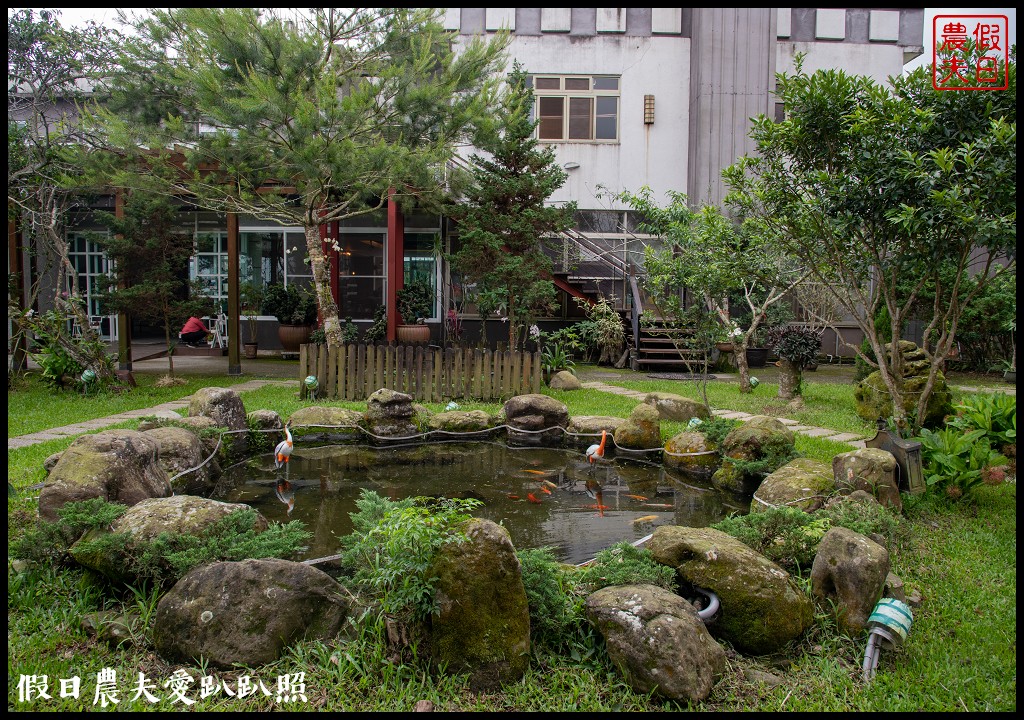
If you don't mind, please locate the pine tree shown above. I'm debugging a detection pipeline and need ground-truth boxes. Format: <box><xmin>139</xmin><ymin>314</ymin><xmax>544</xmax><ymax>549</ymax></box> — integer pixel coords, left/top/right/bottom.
<box><xmin>449</xmin><ymin>61</ymin><xmax>577</xmax><ymax>348</ymax></box>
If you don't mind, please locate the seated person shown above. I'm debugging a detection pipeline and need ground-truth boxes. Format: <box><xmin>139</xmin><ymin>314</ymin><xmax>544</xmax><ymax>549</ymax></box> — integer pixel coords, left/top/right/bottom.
<box><xmin>179</xmin><ymin>316</ymin><xmax>210</xmax><ymax>346</ymax></box>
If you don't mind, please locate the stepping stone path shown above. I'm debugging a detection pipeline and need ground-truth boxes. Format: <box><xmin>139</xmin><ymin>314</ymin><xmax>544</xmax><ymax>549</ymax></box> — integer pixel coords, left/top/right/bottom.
<box><xmin>7</xmin><ymin>380</ymin><xmax>294</xmax><ymax>451</ymax></box>
<box><xmin>580</xmin><ymin>381</ymin><xmax>867</xmax><ymax>448</ymax></box>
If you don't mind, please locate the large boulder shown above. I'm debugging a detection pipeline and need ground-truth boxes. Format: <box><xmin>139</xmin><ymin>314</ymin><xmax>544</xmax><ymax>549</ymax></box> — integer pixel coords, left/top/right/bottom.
<box><xmin>614</xmin><ymin>403</ymin><xmax>662</xmax><ymax>450</ymax></box>
<box><xmin>811</xmin><ymin>527</ymin><xmax>891</xmax><ymax>634</ymax></box>
<box><xmin>499</xmin><ymin>394</ymin><xmax>569</xmax><ymax>447</ymax></box>
<box><xmin>833</xmin><ymin>448</ymin><xmax>902</xmax><ymax>511</ymax></box>
<box><xmin>247</xmin><ymin>409</ymin><xmax>285</xmax><ymax>449</ymax></box>
<box><xmin>154</xmin><ymin>558</ymin><xmax>349</xmax><ymax>669</ymax></box>
<box><xmin>288</xmin><ymin>405</ymin><xmax>364</xmax><ymax>443</ymax></box>
<box><xmin>548</xmin><ymin>370</ymin><xmax>582</xmax><ymax>390</ymax></box>
<box><xmin>751</xmin><ymin>458</ymin><xmax>834</xmax><ymax>514</ymax></box>
<box><xmin>364</xmin><ymin>388</ymin><xmax>419</xmax><ymax>440</ymax></box>
<box><xmin>712</xmin><ymin>416</ymin><xmax>795</xmax><ymax>496</ymax></box>
<box><xmin>142</xmin><ymin>426</ymin><xmax>217</xmax><ymax>496</ymax></box>
<box><xmin>188</xmin><ymin>387</ymin><xmax>248</xmax><ymax>457</ymax></box>
<box><xmin>643</xmin><ymin>392</ymin><xmax>711</xmax><ymax>423</ymax></box>
<box><xmin>585</xmin><ymin>584</ymin><xmax>726</xmax><ymax>703</ymax></box>
<box><xmin>854</xmin><ymin>341</ymin><xmax>953</xmax><ymax>427</ymax></box>
<box><xmin>427</xmin><ymin>410</ymin><xmax>495</xmax><ymax>434</ymax></box>
<box><xmin>429</xmin><ymin>519</ymin><xmax>531</xmax><ymax>690</ymax></box>
<box><xmin>39</xmin><ymin>430</ymin><xmax>171</xmax><ymax>523</ymax></box>
<box><xmin>664</xmin><ymin>431</ymin><xmax>719</xmax><ymax>478</ymax></box>
<box><xmin>70</xmin><ymin>495</ymin><xmax>267</xmax><ymax>584</ymax></box>
<box><xmin>647</xmin><ymin>526</ymin><xmax>813</xmax><ymax>655</ymax></box>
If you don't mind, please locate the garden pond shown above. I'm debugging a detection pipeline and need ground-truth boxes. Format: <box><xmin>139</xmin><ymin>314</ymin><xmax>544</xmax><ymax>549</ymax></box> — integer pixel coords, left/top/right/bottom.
<box><xmin>215</xmin><ymin>441</ymin><xmax>749</xmax><ymax>565</ymax></box>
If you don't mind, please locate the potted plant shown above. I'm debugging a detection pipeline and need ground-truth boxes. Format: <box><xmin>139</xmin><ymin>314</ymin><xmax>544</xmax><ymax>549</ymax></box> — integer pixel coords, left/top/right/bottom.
<box><xmin>396</xmin><ymin>280</ymin><xmax>434</xmax><ymax>344</ymax></box>
<box><xmin>262</xmin><ymin>283</ymin><xmax>319</xmax><ymax>353</ymax></box>
<box><xmin>240</xmin><ymin>281</ymin><xmax>265</xmax><ymax>359</ymax></box>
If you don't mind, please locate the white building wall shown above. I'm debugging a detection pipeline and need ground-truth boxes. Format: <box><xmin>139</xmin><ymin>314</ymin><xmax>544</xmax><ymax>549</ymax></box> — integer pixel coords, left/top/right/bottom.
<box><xmin>455</xmin><ymin>33</ymin><xmax>691</xmax><ymax>212</ymax></box>
<box><xmin>776</xmin><ymin>41</ymin><xmax>908</xmax><ymax>85</ymax></box>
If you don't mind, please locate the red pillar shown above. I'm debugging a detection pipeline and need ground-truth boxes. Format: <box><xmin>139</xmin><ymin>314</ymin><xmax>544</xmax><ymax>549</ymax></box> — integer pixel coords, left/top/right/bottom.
<box><xmin>386</xmin><ymin>189</ymin><xmax>404</xmax><ymax>342</ymax></box>
<box><xmin>226</xmin><ymin>212</ymin><xmax>241</xmax><ymax>375</ymax></box>
<box><xmin>115</xmin><ymin>189</ymin><xmax>132</xmax><ymax>370</ymax></box>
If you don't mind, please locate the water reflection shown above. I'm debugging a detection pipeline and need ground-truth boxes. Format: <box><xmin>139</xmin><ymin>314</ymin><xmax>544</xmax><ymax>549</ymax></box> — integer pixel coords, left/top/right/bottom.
<box><xmin>216</xmin><ymin>441</ymin><xmax>747</xmax><ymax>565</ymax></box>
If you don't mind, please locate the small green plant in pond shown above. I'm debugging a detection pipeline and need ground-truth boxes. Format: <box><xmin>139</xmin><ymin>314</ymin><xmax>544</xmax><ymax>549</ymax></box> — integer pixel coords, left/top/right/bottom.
<box><xmin>338</xmin><ymin>490</ymin><xmax>482</xmax><ymax>622</ymax></box>
<box><xmin>573</xmin><ymin>541</ymin><xmax>677</xmax><ymax>594</ymax></box>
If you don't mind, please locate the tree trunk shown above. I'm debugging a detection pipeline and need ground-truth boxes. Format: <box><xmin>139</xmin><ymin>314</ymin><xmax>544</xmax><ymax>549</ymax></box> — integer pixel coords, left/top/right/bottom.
<box><xmin>777</xmin><ymin>358</ymin><xmax>801</xmax><ymax>400</ymax></box>
<box><xmin>304</xmin><ymin>224</ymin><xmax>342</xmax><ymax>346</ymax></box>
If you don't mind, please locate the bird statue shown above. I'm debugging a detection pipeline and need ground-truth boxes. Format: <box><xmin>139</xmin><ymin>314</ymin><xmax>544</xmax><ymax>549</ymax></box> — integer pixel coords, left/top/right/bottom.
<box><xmin>586</xmin><ymin>430</ymin><xmax>608</xmax><ymax>464</ymax></box>
<box><xmin>274</xmin><ymin>421</ymin><xmax>294</xmax><ymax>469</ymax></box>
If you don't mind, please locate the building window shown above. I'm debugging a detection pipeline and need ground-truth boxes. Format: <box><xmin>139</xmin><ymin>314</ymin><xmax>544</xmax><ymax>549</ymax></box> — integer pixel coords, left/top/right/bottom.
<box><xmin>337</xmin><ymin>233</ymin><xmax>385</xmax><ymax>321</ymax></box>
<box><xmin>67</xmin><ymin>232</ymin><xmax>113</xmax><ymax>318</ymax></box>
<box><xmin>531</xmin><ymin>75</ymin><xmax>620</xmax><ymax>143</ymax></box>
<box><xmin>404</xmin><ymin>233</ymin><xmax>439</xmax><ymax>320</ymax></box>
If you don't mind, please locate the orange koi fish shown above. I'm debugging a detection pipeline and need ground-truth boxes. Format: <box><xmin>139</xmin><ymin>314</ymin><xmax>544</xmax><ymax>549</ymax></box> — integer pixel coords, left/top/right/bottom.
<box><xmin>643</xmin><ymin>503</ymin><xmax>673</xmax><ymax>508</ymax></box>
<box><xmin>538</xmin><ymin>486</ymin><xmax>552</xmax><ymax>495</ymax></box>
<box><xmin>586</xmin><ymin>503</ymin><xmax>610</xmax><ymax>511</ymax></box>
<box><xmin>633</xmin><ymin>515</ymin><xmax>658</xmax><ymax>524</ymax></box>
<box><xmin>541</xmin><ymin>480</ymin><xmax>558</xmax><ymax>488</ymax></box>
<box><xmin>527</xmin><ymin>493</ymin><xmax>543</xmax><ymax>504</ymax></box>
<box><xmin>506</xmin><ymin>494</ymin><xmax>520</xmax><ymax>500</ymax></box>
<box><xmin>523</xmin><ymin>469</ymin><xmax>552</xmax><ymax>476</ymax></box>
<box><xmin>625</xmin><ymin>494</ymin><xmax>648</xmax><ymax>501</ymax></box>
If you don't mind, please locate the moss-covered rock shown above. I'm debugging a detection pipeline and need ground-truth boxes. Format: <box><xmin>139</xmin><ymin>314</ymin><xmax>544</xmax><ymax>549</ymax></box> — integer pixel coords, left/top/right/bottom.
<box><xmin>854</xmin><ymin>341</ymin><xmax>953</xmax><ymax>427</ymax></box>
<box><xmin>751</xmin><ymin>458</ymin><xmax>834</xmax><ymax>514</ymax></box>
<box><xmin>643</xmin><ymin>392</ymin><xmax>710</xmax><ymax>422</ymax></box>
<box><xmin>614</xmin><ymin>403</ymin><xmax>662</xmax><ymax>450</ymax></box>
<box><xmin>647</xmin><ymin>525</ymin><xmax>813</xmax><ymax>655</ymax></box>
<box><xmin>142</xmin><ymin>426</ymin><xmax>217</xmax><ymax>496</ymax></box>
<box><xmin>499</xmin><ymin>394</ymin><xmax>569</xmax><ymax>447</ymax></box>
<box><xmin>711</xmin><ymin>416</ymin><xmax>796</xmax><ymax>496</ymax></box>
<box><xmin>427</xmin><ymin>410</ymin><xmax>495</xmax><ymax>434</ymax></box>
<box><xmin>288</xmin><ymin>406</ymin><xmax>364</xmax><ymax>443</ymax></box>
<box><xmin>429</xmin><ymin>518</ymin><xmax>530</xmax><ymax>690</ymax></box>
<box><xmin>664</xmin><ymin>431</ymin><xmax>719</xmax><ymax>478</ymax></box>
<box><xmin>833</xmin><ymin>448</ymin><xmax>902</xmax><ymax>511</ymax></box>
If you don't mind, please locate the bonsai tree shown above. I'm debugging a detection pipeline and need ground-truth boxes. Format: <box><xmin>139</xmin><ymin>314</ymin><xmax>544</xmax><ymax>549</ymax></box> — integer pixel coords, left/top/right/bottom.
<box><xmin>239</xmin><ymin>281</ymin><xmax>265</xmax><ymax>344</ymax></box>
<box><xmin>262</xmin><ymin>284</ymin><xmax>318</xmax><ymax>326</ymax></box>
<box><xmin>766</xmin><ymin>325</ymin><xmax>823</xmax><ymax>402</ymax></box>
<box><xmin>397</xmin><ymin>280</ymin><xmax>434</xmax><ymax>325</ymax></box>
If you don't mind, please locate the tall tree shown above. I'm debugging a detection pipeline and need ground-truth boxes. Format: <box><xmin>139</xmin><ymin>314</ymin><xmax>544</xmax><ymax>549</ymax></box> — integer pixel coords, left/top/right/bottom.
<box><xmin>8</xmin><ymin>9</ymin><xmax>121</xmax><ymax>376</ymax></box>
<box><xmin>725</xmin><ymin>48</ymin><xmax>1015</xmax><ymax>430</ymax></box>
<box><xmin>619</xmin><ymin>190</ymin><xmax>806</xmax><ymax>393</ymax></box>
<box><xmin>89</xmin><ymin>8</ymin><xmax>508</xmax><ymax>345</ymax></box>
<box><xmin>447</xmin><ymin>61</ymin><xmax>577</xmax><ymax>348</ymax></box>
<box><xmin>93</xmin><ymin>188</ymin><xmax>213</xmax><ymax>378</ymax></box>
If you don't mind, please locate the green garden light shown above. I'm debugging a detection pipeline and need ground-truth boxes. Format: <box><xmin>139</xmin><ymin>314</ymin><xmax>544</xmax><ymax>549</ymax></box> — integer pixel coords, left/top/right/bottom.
<box><xmin>81</xmin><ymin>369</ymin><xmax>97</xmax><ymax>395</ymax></box>
<box><xmin>304</xmin><ymin>375</ymin><xmax>319</xmax><ymax>401</ymax></box>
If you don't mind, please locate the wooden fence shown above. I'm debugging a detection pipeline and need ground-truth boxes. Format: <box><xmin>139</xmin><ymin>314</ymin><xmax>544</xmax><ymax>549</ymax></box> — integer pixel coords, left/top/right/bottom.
<box><xmin>298</xmin><ymin>344</ymin><xmax>542</xmax><ymax>402</ymax></box>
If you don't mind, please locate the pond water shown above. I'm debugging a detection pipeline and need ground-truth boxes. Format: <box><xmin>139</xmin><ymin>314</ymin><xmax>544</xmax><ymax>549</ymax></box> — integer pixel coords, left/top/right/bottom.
<box><xmin>215</xmin><ymin>442</ymin><xmax>749</xmax><ymax>565</ymax></box>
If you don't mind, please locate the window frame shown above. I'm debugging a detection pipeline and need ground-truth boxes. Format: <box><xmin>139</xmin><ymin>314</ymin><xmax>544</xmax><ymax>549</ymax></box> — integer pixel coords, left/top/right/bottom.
<box><xmin>531</xmin><ymin>74</ymin><xmax>620</xmax><ymax>144</ymax></box>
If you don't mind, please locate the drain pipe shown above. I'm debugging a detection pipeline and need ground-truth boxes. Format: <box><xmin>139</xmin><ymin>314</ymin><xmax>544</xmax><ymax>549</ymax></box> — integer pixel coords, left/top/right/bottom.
<box><xmin>582</xmin><ymin>532</ymin><xmax>721</xmax><ymax>622</ymax></box>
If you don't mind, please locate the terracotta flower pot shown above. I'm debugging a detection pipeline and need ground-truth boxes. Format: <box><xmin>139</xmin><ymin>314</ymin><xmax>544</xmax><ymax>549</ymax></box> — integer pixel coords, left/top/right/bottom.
<box><xmin>243</xmin><ymin>342</ymin><xmax>259</xmax><ymax>359</ymax></box>
<box><xmin>396</xmin><ymin>324</ymin><xmax>431</xmax><ymax>344</ymax></box>
<box><xmin>278</xmin><ymin>323</ymin><xmax>313</xmax><ymax>353</ymax></box>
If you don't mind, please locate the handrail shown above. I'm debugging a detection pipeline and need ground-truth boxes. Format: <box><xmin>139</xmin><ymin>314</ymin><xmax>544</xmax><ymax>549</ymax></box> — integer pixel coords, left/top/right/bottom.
<box><xmin>628</xmin><ymin>272</ymin><xmax>643</xmax><ymax>356</ymax></box>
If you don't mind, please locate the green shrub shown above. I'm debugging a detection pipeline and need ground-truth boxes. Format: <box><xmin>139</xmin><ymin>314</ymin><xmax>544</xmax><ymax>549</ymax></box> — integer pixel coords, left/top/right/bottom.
<box><xmin>948</xmin><ymin>392</ymin><xmax>1016</xmax><ymax>447</ymax></box>
<box><xmin>363</xmin><ymin>306</ymin><xmax>388</xmax><ymax>344</ymax></box>
<box><xmin>713</xmin><ymin>506</ymin><xmax>830</xmax><ymax>574</ymax></box>
<box><xmin>337</xmin><ymin>490</ymin><xmax>481</xmax><ymax>621</ymax></box>
<box><xmin>517</xmin><ymin>547</ymin><xmax>584</xmax><ymax>649</ymax></box>
<box><xmin>10</xmin><ymin>498</ymin><xmax>128</xmax><ymax>564</ymax></box>
<box><xmin>914</xmin><ymin>427</ymin><xmax>1009</xmax><ymax>501</ymax></box>
<box><xmin>816</xmin><ymin>495</ymin><xmax>908</xmax><ymax>553</ymax></box>
<box><xmin>574</xmin><ymin>541</ymin><xmax>677</xmax><ymax>594</ymax></box>
<box><xmin>700</xmin><ymin>417</ymin><xmax>740</xmax><ymax>448</ymax></box>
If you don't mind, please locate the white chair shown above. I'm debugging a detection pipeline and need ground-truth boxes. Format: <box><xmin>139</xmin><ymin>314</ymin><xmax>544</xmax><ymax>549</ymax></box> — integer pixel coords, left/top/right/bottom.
<box><xmin>209</xmin><ymin>313</ymin><xmax>228</xmax><ymax>349</ymax></box>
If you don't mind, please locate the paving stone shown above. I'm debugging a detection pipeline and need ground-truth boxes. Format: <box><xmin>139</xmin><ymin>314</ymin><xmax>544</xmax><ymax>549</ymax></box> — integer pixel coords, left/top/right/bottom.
<box><xmin>821</xmin><ymin>432</ymin><xmax>865</xmax><ymax>443</ymax></box>
<box><xmin>798</xmin><ymin>427</ymin><xmax>838</xmax><ymax>437</ymax></box>
<box><xmin>787</xmin><ymin>425</ymin><xmax>814</xmax><ymax>432</ymax></box>
<box><xmin>776</xmin><ymin>418</ymin><xmax>799</xmax><ymax>425</ymax></box>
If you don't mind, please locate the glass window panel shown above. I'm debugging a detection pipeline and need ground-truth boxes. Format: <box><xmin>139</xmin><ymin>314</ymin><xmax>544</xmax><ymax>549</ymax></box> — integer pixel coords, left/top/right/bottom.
<box><xmin>197</xmin><ymin>255</ymin><xmax>216</xmax><ymax>275</ymax></box>
<box><xmin>338</xmin><ymin>276</ymin><xmax>385</xmax><ymax>320</ymax></box>
<box><xmin>535</xmin><ymin>77</ymin><xmax>560</xmax><ymax>90</ymax></box>
<box><xmin>195</xmin><ymin>234</ymin><xmax>215</xmax><ymax>253</ymax></box>
<box><xmin>596</xmin><ymin>96</ymin><xmax>618</xmax><ymax>139</ymax></box>
<box><xmin>538</xmin><ymin>96</ymin><xmax>564</xmax><ymax>140</ymax></box>
<box><xmin>565</xmin><ymin>77</ymin><xmax>589</xmax><ymax>90</ymax></box>
<box><xmin>285</xmin><ymin>231</ymin><xmax>310</xmax><ymax>279</ymax></box>
<box><xmin>568</xmin><ymin>97</ymin><xmax>593</xmax><ymax>139</ymax></box>
<box><xmin>593</xmin><ymin>76</ymin><xmax>619</xmax><ymax>90</ymax></box>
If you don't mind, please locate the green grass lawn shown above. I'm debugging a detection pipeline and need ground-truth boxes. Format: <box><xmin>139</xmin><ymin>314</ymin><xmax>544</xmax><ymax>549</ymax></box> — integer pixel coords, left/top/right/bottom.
<box><xmin>7</xmin><ymin>367</ymin><xmax>1016</xmax><ymax>711</ymax></box>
